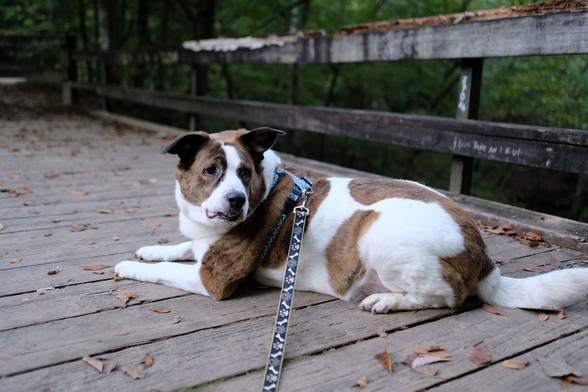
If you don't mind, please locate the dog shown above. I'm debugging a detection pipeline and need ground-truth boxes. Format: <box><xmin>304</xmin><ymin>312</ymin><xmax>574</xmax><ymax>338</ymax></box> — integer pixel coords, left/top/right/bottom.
<box><xmin>115</xmin><ymin>127</ymin><xmax>588</xmax><ymax>313</ymax></box>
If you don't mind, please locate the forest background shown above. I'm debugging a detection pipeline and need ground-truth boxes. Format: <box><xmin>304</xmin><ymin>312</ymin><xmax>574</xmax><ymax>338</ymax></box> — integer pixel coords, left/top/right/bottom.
<box><xmin>1</xmin><ymin>0</ymin><xmax>587</xmax><ymax>221</ymax></box>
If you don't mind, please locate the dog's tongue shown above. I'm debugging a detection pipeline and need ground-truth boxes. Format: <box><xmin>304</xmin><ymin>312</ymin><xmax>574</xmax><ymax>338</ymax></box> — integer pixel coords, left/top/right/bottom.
<box><xmin>206</xmin><ymin>210</ymin><xmax>219</xmax><ymax>219</ymax></box>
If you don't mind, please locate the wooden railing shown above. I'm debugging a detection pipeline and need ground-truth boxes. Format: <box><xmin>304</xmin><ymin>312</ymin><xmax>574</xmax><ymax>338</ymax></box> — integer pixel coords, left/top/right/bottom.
<box><xmin>60</xmin><ymin>6</ymin><xmax>588</xmax><ymax>197</ymax></box>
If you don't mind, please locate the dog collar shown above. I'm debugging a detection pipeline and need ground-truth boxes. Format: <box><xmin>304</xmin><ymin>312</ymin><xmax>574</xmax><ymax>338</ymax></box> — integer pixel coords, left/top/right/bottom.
<box><xmin>251</xmin><ymin>167</ymin><xmax>313</xmax><ymax>276</ymax></box>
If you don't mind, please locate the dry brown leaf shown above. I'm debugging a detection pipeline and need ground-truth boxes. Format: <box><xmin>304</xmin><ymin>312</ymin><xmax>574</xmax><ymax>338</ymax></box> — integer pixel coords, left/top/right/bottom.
<box><xmin>565</xmin><ymin>376</ymin><xmax>588</xmax><ymax>386</ymax></box>
<box><xmin>36</xmin><ymin>287</ymin><xmax>55</xmax><ymax>295</ymax></box>
<box><xmin>96</xmin><ymin>208</ymin><xmax>114</xmax><ymax>214</ymax></box>
<box><xmin>82</xmin><ymin>355</ymin><xmax>117</xmax><ymax>373</ymax></box>
<box><xmin>47</xmin><ymin>267</ymin><xmax>60</xmax><ymax>275</ymax></box>
<box><xmin>158</xmin><ymin>237</ymin><xmax>170</xmax><ymax>244</ymax></box>
<box><xmin>502</xmin><ymin>359</ymin><xmax>529</xmax><ymax>370</ymax></box>
<box><xmin>122</xmin><ymin>366</ymin><xmax>145</xmax><ymax>380</ymax></box>
<box><xmin>142</xmin><ymin>354</ymin><xmax>154</xmax><ymax>368</ymax></box>
<box><xmin>83</xmin><ymin>264</ymin><xmax>109</xmax><ymax>271</ymax></box>
<box><xmin>374</xmin><ymin>349</ymin><xmax>393</xmax><ymax>373</ymax></box>
<box><xmin>23</xmin><ymin>199</ymin><xmax>35</xmax><ymax>206</ymax></box>
<box><xmin>93</xmin><ymin>271</ymin><xmax>105</xmax><ymax>275</ymax></box>
<box><xmin>10</xmin><ymin>257</ymin><xmax>23</xmax><ymax>264</ymax></box>
<box><xmin>116</xmin><ymin>290</ymin><xmax>134</xmax><ymax>307</ymax></box>
<box><xmin>72</xmin><ymin>190</ymin><xmax>89</xmax><ymax>196</ymax></box>
<box><xmin>410</xmin><ymin>367</ymin><xmax>439</xmax><ymax>377</ymax></box>
<box><xmin>537</xmin><ymin>313</ymin><xmax>549</xmax><ymax>321</ymax></box>
<box><xmin>20</xmin><ymin>297</ymin><xmax>33</xmax><ymax>303</ymax></box>
<box><xmin>150</xmin><ymin>307</ymin><xmax>171</xmax><ymax>314</ymax></box>
<box><xmin>112</xmin><ymin>235</ymin><xmax>120</xmax><ymax>241</ymax></box>
<box><xmin>469</xmin><ymin>344</ymin><xmax>491</xmax><ymax>367</ymax></box>
<box><xmin>355</xmin><ymin>375</ymin><xmax>368</xmax><ymax>388</ymax></box>
<box><xmin>412</xmin><ymin>346</ymin><xmax>450</xmax><ymax>358</ymax></box>
<box><xmin>482</xmin><ymin>303</ymin><xmax>509</xmax><ymax>317</ymax></box>
<box><xmin>376</xmin><ymin>327</ymin><xmax>388</xmax><ymax>338</ymax></box>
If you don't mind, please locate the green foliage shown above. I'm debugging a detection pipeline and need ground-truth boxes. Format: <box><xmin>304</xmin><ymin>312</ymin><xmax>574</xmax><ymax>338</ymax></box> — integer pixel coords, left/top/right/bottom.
<box><xmin>1</xmin><ymin>0</ymin><xmax>586</xmax><ymax>220</ymax></box>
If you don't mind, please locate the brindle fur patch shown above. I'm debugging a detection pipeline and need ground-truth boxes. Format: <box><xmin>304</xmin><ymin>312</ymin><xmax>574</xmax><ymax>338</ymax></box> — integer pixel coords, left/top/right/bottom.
<box><xmin>326</xmin><ymin>210</ymin><xmax>380</xmax><ymax>296</ymax></box>
<box><xmin>349</xmin><ymin>179</ymin><xmax>495</xmax><ymax>306</ymax></box>
<box><xmin>200</xmin><ymin>169</ymin><xmax>329</xmax><ymax>300</ymax></box>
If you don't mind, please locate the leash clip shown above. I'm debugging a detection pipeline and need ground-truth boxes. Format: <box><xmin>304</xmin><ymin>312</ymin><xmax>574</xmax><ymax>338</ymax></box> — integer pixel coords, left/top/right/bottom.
<box><xmin>294</xmin><ymin>188</ymin><xmax>313</xmax><ymax>216</ymax></box>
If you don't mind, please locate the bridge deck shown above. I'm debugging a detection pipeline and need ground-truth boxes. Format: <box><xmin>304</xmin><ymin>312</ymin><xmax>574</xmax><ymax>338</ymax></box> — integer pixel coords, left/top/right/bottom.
<box><xmin>1</xmin><ymin>110</ymin><xmax>587</xmax><ymax>391</ymax></box>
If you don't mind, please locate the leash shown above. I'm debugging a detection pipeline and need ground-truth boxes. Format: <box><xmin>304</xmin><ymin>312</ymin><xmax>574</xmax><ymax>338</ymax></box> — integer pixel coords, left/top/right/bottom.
<box><xmin>260</xmin><ymin>168</ymin><xmax>313</xmax><ymax>392</ymax></box>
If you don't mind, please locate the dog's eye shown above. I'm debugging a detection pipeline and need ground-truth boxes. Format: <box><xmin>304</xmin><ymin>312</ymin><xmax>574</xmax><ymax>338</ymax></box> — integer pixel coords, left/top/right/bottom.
<box><xmin>203</xmin><ymin>166</ymin><xmax>217</xmax><ymax>176</ymax></box>
<box><xmin>239</xmin><ymin>168</ymin><xmax>252</xmax><ymax>180</ymax></box>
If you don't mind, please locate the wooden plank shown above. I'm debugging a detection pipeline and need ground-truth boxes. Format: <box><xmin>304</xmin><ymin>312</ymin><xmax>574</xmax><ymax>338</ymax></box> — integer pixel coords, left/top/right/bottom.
<box><xmin>299</xmin><ymin>11</ymin><xmax>588</xmax><ymax>63</ymax></box>
<box><xmin>89</xmin><ymin>85</ymin><xmax>588</xmax><ymax>174</ymax></box>
<box><xmin>200</xmin><ymin>302</ymin><xmax>588</xmax><ymax>391</ymax></box>
<box><xmin>74</xmin><ymin>11</ymin><xmax>588</xmax><ymax>65</ymax></box>
<box><xmin>430</xmin><ymin>330</ymin><xmax>588</xmax><ymax>391</ymax></box>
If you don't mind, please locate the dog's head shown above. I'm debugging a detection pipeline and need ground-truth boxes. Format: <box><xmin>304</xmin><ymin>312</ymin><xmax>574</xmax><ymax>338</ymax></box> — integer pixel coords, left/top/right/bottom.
<box><xmin>161</xmin><ymin>127</ymin><xmax>284</xmax><ymax>228</ymax></box>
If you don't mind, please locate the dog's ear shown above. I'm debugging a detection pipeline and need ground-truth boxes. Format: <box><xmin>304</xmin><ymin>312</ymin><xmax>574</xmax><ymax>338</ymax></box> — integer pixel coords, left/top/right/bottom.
<box><xmin>240</xmin><ymin>127</ymin><xmax>286</xmax><ymax>161</ymax></box>
<box><xmin>160</xmin><ymin>132</ymin><xmax>209</xmax><ymax>170</ymax></box>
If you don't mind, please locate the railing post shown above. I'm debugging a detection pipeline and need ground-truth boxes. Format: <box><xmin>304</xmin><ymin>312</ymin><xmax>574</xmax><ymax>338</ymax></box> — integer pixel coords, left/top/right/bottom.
<box><xmin>62</xmin><ymin>34</ymin><xmax>77</xmax><ymax>105</ymax></box>
<box><xmin>189</xmin><ymin>65</ymin><xmax>198</xmax><ymax>131</ymax></box>
<box><xmin>450</xmin><ymin>57</ymin><xmax>483</xmax><ymax>194</ymax></box>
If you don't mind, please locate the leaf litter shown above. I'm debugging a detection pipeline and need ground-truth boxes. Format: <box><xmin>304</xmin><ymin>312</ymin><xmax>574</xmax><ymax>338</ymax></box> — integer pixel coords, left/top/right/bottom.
<box><xmin>82</xmin><ymin>355</ymin><xmax>117</xmax><ymax>374</ymax></box>
<box><xmin>469</xmin><ymin>343</ymin><xmax>491</xmax><ymax>367</ymax></box>
<box><xmin>374</xmin><ymin>349</ymin><xmax>393</xmax><ymax>373</ymax></box>
<box><xmin>403</xmin><ymin>346</ymin><xmax>451</xmax><ymax>369</ymax></box>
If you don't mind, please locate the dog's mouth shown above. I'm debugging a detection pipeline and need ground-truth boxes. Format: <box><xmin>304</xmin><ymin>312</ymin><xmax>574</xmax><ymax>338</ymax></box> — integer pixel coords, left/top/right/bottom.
<box><xmin>206</xmin><ymin>209</ymin><xmax>242</xmax><ymax>223</ymax></box>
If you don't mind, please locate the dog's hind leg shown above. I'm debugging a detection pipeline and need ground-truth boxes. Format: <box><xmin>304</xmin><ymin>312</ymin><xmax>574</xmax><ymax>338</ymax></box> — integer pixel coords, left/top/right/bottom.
<box><xmin>359</xmin><ymin>292</ymin><xmax>449</xmax><ymax>314</ymax></box>
<box><xmin>135</xmin><ymin>241</ymin><xmax>194</xmax><ymax>262</ymax></box>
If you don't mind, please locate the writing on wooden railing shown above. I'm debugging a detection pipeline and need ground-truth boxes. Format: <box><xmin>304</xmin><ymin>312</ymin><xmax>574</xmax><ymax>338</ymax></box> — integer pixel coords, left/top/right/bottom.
<box><xmin>452</xmin><ymin>136</ymin><xmax>522</xmax><ymax>158</ymax></box>
<box><xmin>457</xmin><ymin>74</ymin><xmax>469</xmax><ymax>113</ymax></box>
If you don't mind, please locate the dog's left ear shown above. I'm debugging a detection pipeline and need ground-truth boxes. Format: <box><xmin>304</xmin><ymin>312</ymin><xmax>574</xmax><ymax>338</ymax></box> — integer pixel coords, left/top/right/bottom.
<box><xmin>160</xmin><ymin>132</ymin><xmax>210</xmax><ymax>170</ymax></box>
<box><xmin>240</xmin><ymin>127</ymin><xmax>286</xmax><ymax>161</ymax></box>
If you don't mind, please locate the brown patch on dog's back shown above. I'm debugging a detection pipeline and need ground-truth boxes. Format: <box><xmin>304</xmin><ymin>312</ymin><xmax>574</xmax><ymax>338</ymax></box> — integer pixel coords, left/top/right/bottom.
<box><xmin>349</xmin><ymin>178</ymin><xmax>495</xmax><ymax>306</ymax></box>
<box><xmin>326</xmin><ymin>210</ymin><xmax>379</xmax><ymax>296</ymax></box>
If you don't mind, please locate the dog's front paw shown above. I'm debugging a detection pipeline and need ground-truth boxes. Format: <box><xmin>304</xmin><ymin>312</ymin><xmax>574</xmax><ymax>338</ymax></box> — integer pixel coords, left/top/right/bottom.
<box><xmin>135</xmin><ymin>245</ymin><xmax>167</xmax><ymax>261</ymax></box>
<box><xmin>114</xmin><ymin>260</ymin><xmax>142</xmax><ymax>280</ymax></box>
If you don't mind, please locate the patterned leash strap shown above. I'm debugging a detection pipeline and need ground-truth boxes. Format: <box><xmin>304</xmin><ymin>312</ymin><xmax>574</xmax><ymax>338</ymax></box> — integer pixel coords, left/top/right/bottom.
<box><xmin>262</xmin><ymin>189</ymin><xmax>312</xmax><ymax>392</ymax></box>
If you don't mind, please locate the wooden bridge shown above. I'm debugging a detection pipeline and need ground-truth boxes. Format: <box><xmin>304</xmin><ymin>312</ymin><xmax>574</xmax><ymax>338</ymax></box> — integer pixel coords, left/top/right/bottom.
<box><xmin>1</xmin><ymin>2</ymin><xmax>588</xmax><ymax>391</ymax></box>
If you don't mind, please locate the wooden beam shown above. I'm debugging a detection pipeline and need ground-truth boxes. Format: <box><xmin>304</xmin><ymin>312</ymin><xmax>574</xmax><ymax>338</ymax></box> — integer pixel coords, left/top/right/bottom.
<box><xmin>89</xmin><ymin>85</ymin><xmax>588</xmax><ymax>175</ymax></box>
<box><xmin>72</xmin><ymin>11</ymin><xmax>588</xmax><ymax>66</ymax></box>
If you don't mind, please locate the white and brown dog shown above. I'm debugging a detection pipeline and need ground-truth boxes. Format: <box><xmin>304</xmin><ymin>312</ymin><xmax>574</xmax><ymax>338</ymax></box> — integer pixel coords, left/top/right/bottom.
<box><xmin>115</xmin><ymin>127</ymin><xmax>588</xmax><ymax>313</ymax></box>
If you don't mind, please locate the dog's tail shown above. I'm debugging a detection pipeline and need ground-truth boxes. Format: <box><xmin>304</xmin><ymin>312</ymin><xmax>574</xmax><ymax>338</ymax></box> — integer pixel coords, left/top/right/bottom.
<box><xmin>475</xmin><ymin>267</ymin><xmax>588</xmax><ymax>308</ymax></box>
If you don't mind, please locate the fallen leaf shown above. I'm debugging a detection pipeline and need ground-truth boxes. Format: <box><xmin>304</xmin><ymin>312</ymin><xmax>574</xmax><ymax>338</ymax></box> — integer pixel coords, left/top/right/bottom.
<box><xmin>23</xmin><ymin>199</ymin><xmax>34</xmax><ymax>206</ymax></box>
<box><xmin>112</xmin><ymin>235</ymin><xmax>120</xmax><ymax>241</ymax></box>
<box><xmin>72</xmin><ymin>190</ymin><xmax>89</xmax><ymax>196</ymax></box>
<box><xmin>10</xmin><ymin>257</ymin><xmax>23</xmax><ymax>264</ymax></box>
<box><xmin>71</xmin><ymin>223</ymin><xmax>96</xmax><ymax>232</ymax></box>
<box><xmin>36</xmin><ymin>287</ymin><xmax>55</xmax><ymax>295</ymax></box>
<box><xmin>83</xmin><ymin>264</ymin><xmax>109</xmax><ymax>271</ymax></box>
<box><xmin>482</xmin><ymin>304</ymin><xmax>509</xmax><ymax>317</ymax></box>
<box><xmin>93</xmin><ymin>271</ymin><xmax>105</xmax><ymax>275</ymax></box>
<box><xmin>469</xmin><ymin>344</ymin><xmax>491</xmax><ymax>367</ymax></box>
<box><xmin>20</xmin><ymin>297</ymin><xmax>33</xmax><ymax>303</ymax></box>
<box><xmin>150</xmin><ymin>307</ymin><xmax>171</xmax><ymax>314</ymax></box>
<box><xmin>96</xmin><ymin>208</ymin><xmax>113</xmax><ymax>214</ymax></box>
<box><xmin>410</xmin><ymin>367</ymin><xmax>438</xmax><ymax>377</ymax></box>
<box><xmin>403</xmin><ymin>353</ymin><xmax>451</xmax><ymax>368</ymax></box>
<box><xmin>0</xmin><ymin>223</ymin><xmax>4</xmax><ymax>231</ymax></box>
<box><xmin>355</xmin><ymin>375</ymin><xmax>368</xmax><ymax>388</ymax></box>
<box><xmin>82</xmin><ymin>355</ymin><xmax>117</xmax><ymax>374</ymax></box>
<box><xmin>116</xmin><ymin>290</ymin><xmax>134</xmax><ymax>306</ymax></box>
<box><xmin>537</xmin><ymin>313</ymin><xmax>549</xmax><ymax>321</ymax></box>
<box><xmin>122</xmin><ymin>366</ymin><xmax>145</xmax><ymax>380</ymax></box>
<box><xmin>502</xmin><ymin>359</ymin><xmax>529</xmax><ymax>370</ymax></box>
<box><xmin>142</xmin><ymin>354</ymin><xmax>154</xmax><ymax>368</ymax></box>
<box><xmin>412</xmin><ymin>346</ymin><xmax>450</xmax><ymax>358</ymax></box>
<box><xmin>158</xmin><ymin>237</ymin><xmax>170</xmax><ymax>244</ymax></box>
<box><xmin>565</xmin><ymin>376</ymin><xmax>588</xmax><ymax>386</ymax></box>
<box><xmin>47</xmin><ymin>267</ymin><xmax>60</xmax><ymax>275</ymax></box>
<box><xmin>376</xmin><ymin>327</ymin><xmax>388</xmax><ymax>338</ymax></box>
<box><xmin>374</xmin><ymin>349</ymin><xmax>393</xmax><ymax>373</ymax></box>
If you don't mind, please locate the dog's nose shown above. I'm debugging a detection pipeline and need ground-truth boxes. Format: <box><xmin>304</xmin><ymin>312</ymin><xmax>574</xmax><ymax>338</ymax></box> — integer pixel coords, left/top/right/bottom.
<box><xmin>226</xmin><ymin>192</ymin><xmax>246</xmax><ymax>209</ymax></box>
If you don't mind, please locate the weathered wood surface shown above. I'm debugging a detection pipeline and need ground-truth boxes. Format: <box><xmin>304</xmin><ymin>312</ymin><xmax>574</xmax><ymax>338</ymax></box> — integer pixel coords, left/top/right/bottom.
<box><xmin>72</xmin><ymin>8</ymin><xmax>588</xmax><ymax>65</ymax></box>
<box><xmin>1</xmin><ymin>114</ymin><xmax>587</xmax><ymax>391</ymax></box>
<box><xmin>82</xmin><ymin>85</ymin><xmax>588</xmax><ymax>176</ymax></box>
